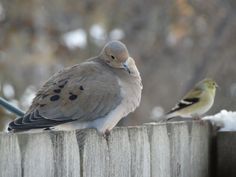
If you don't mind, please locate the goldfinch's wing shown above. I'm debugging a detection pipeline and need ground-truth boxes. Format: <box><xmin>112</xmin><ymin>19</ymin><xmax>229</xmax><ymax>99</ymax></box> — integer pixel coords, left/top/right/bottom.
<box><xmin>167</xmin><ymin>87</ymin><xmax>202</xmax><ymax>114</ymax></box>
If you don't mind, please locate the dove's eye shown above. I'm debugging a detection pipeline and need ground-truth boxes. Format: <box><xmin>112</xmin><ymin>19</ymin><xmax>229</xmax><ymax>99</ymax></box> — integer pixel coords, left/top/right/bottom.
<box><xmin>111</xmin><ymin>55</ymin><xmax>115</xmax><ymax>60</ymax></box>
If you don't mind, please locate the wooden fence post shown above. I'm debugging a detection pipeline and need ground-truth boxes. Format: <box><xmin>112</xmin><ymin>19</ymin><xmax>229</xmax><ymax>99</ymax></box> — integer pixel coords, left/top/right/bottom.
<box><xmin>147</xmin><ymin>121</ymin><xmax>212</xmax><ymax>177</ymax></box>
<box><xmin>0</xmin><ymin>121</ymin><xmax>213</xmax><ymax>177</ymax></box>
<box><xmin>216</xmin><ymin>132</ymin><xmax>236</xmax><ymax>177</ymax></box>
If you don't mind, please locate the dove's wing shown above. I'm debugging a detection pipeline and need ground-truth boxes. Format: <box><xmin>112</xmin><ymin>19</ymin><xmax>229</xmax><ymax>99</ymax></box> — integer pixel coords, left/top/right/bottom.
<box><xmin>9</xmin><ymin>61</ymin><xmax>122</xmax><ymax>130</ymax></box>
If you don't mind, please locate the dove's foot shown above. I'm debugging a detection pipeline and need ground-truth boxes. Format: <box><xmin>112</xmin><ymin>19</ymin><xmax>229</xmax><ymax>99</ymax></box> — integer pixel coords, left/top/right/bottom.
<box><xmin>103</xmin><ymin>129</ymin><xmax>110</xmax><ymax>141</ymax></box>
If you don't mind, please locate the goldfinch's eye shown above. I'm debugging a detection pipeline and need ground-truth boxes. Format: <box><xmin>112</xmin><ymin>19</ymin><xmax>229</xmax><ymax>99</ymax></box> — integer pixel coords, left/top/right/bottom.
<box><xmin>111</xmin><ymin>55</ymin><xmax>115</xmax><ymax>59</ymax></box>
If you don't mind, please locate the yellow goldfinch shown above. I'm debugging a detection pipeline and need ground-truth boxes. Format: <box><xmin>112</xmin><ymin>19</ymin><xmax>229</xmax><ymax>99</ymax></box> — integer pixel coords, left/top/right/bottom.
<box><xmin>166</xmin><ymin>78</ymin><xmax>218</xmax><ymax>120</ymax></box>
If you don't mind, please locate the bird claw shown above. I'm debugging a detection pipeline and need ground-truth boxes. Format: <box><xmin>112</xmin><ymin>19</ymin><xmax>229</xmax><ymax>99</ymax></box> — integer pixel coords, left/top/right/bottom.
<box><xmin>193</xmin><ymin>115</ymin><xmax>201</xmax><ymax>120</ymax></box>
<box><xmin>103</xmin><ymin>129</ymin><xmax>110</xmax><ymax>141</ymax></box>
<box><xmin>192</xmin><ymin>115</ymin><xmax>205</xmax><ymax>125</ymax></box>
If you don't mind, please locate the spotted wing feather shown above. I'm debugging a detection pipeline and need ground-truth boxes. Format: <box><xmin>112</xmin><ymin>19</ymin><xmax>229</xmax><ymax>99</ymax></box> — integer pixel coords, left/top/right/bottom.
<box><xmin>9</xmin><ymin>60</ymin><xmax>122</xmax><ymax>130</ymax></box>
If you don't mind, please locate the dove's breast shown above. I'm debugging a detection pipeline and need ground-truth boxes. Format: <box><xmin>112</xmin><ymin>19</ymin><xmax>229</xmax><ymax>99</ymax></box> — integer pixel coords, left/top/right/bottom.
<box><xmin>97</xmin><ymin>76</ymin><xmax>141</xmax><ymax>131</ymax></box>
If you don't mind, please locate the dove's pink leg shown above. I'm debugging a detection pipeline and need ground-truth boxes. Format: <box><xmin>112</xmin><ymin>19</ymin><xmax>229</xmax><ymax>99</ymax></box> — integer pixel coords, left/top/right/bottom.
<box><xmin>103</xmin><ymin>129</ymin><xmax>110</xmax><ymax>141</ymax></box>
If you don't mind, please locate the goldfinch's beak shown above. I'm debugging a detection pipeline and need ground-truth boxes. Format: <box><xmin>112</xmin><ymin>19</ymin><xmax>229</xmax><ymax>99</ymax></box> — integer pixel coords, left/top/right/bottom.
<box><xmin>123</xmin><ymin>60</ymin><xmax>131</xmax><ymax>74</ymax></box>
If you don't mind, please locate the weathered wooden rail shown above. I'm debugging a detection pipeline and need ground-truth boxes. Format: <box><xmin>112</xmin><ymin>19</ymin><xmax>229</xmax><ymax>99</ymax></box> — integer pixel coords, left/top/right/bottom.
<box><xmin>0</xmin><ymin>121</ymin><xmax>214</xmax><ymax>177</ymax></box>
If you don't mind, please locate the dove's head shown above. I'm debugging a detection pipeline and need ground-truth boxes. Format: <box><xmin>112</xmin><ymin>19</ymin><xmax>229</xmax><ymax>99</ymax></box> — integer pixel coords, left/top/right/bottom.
<box><xmin>101</xmin><ymin>41</ymin><xmax>131</xmax><ymax>73</ymax></box>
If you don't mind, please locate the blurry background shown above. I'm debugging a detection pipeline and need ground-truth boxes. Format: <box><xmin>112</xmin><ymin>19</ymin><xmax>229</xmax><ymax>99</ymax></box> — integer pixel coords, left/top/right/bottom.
<box><xmin>0</xmin><ymin>0</ymin><xmax>236</xmax><ymax>131</ymax></box>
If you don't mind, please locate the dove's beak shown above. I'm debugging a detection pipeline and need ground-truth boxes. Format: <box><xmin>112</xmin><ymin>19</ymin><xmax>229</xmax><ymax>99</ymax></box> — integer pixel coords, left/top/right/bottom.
<box><xmin>123</xmin><ymin>60</ymin><xmax>131</xmax><ymax>74</ymax></box>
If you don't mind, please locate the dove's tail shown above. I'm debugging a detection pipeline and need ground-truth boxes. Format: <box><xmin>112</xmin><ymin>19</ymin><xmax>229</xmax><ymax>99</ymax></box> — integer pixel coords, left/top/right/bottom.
<box><xmin>7</xmin><ymin>117</ymin><xmax>32</xmax><ymax>133</ymax></box>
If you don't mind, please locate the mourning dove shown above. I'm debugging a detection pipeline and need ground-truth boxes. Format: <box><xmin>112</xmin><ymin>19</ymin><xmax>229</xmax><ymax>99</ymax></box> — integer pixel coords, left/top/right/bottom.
<box><xmin>166</xmin><ymin>78</ymin><xmax>217</xmax><ymax>120</ymax></box>
<box><xmin>8</xmin><ymin>41</ymin><xmax>142</xmax><ymax>135</ymax></box>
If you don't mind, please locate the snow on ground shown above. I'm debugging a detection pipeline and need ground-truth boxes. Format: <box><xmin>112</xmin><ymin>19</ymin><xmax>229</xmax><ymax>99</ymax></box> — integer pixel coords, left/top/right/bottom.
<box><xmin>2</xmin><ymin>83</ymin><xmax>15</xmax><ymax>99</ymax></box>
<box><xmin>90</xmin><ymin>24</ymin><xmax>107</xmax><ymax>46</ymax></box>
<box><xmin>62</xmin><ymin>28</ymin><xmax>87</xmax><ymax>49</ymax></box>
<box><xmin>109</xmin><ymin>28</ymin><xmax>125</xmax><ymax>40</ymax></box>
<box><xmin>62</xmin><ymin>25</ymin><xmax>125</xmax><ymax>49</ymax></box>
<box><xmin>203</xmin><ymin>110</ymin><xmax>236</xmax><ymax>131</ymax></box>
<box><xmin>20</xmin><ymin>85</ymin><xmax>36</xmax><ymax>110</ymax></box>
<box><xmin>150</xmin><ymin>106</ymin><xmax>164</xmax><ymax>121</ymax></box>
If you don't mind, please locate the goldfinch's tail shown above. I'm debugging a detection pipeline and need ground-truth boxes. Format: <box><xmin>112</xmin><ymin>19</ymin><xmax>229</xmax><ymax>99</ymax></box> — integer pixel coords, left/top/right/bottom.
<box><xmin>165</xmin><ymin>112</ymin><xmax>178</xmax><ymax>121</ymax></box>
